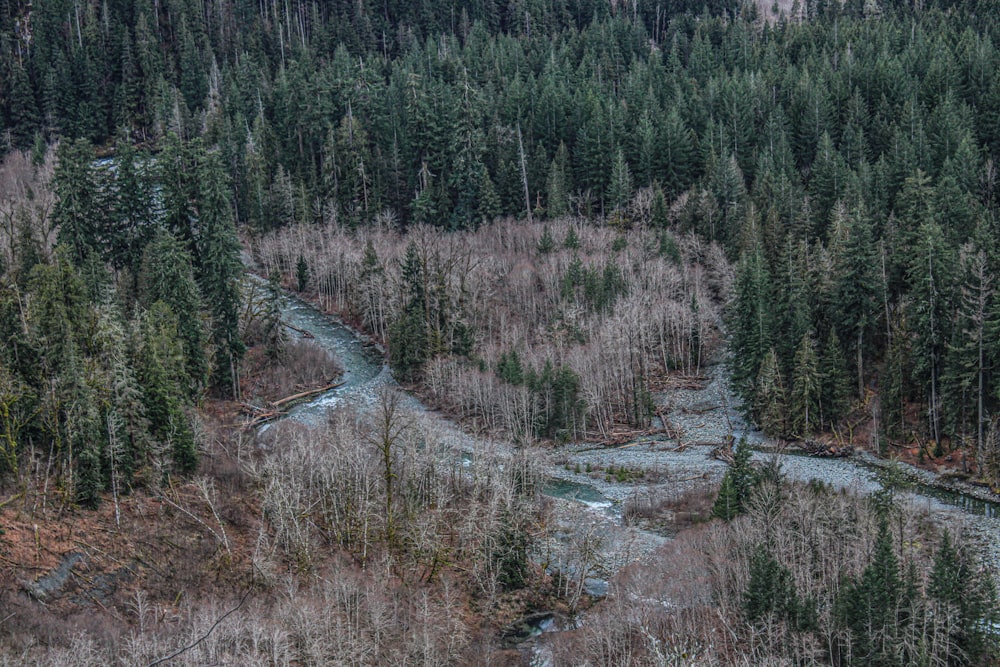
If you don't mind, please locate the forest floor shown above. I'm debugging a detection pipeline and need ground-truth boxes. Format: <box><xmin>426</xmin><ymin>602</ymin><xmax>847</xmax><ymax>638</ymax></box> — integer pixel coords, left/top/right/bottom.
<box><xmin>0</xmin><ymin>411</ymin><xmax>262</xmax><ymax>652</ymax></box>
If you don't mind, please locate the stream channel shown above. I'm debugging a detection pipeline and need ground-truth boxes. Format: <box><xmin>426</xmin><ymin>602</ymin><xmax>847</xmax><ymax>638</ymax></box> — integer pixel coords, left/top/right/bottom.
<box><xmin>255</xmin><ymin>276</ymin><xmax>1000</xmax><ymax>647</ymax></box>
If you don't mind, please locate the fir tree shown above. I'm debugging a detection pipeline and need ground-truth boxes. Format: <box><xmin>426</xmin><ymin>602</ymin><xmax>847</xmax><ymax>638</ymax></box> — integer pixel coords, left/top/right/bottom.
<box><xmin>296</xmin><ymin>254</ymin><xmax>310</xmax><ymax>292</ymax></box>
<box><xmin>790</xmin><ymin>332</ymin><xmax>821</xmax><ymax>436</ymax></box>
<box><xmin>608</xmin><ymin>147</ymin><xmax>633</xmax><ymax>215</ymax></box>
<box><xmin>744</xmin><ymin>544</ymin><xmax>797</xmax><ymax>623</ymax></box>
<box><xmin>138</xmin><ymin>231</ymin><xmax>208</xmax><ymax>396</ymax></box>
<box><xmin>820</xmin><ymin>329</ymin><xmax>851</xmax><ymax>428</ymax></box>
<box><xmin>53</xmin><ymin>139</ymin><xmax>102</xmax><ymax>264</ymax></box>
<box><xmin>838</xmin><ymin>518</ymin><xmax>902</xmax><ymax>666</ymax></box>
<box><xmin>389</xmin><ymin>242</ymin><xmax>429</xmax><ymax>382</ymax></box>
<box><xmin>928</xmin><ymin>530</ymin><xmax>1000</xmax><ymax>663</ymax></box>
<box><xmin>728</xmin><ymin>247</ymin><xmax>773</xmax><ymax>408</ymax></box>
<box><xmin>713</xmin><ymin>437</ymin><xmax>757</xmax><ymax>520</ymax></box>
<box><xmin>755</xmin><ymin>348</ymin><xmax>788</xmax><ymax>437</ymax></box>
<box><xmin>7</xmin><ymin>65</ymin><xmax>40</xmax><ymax>150</ymax></box>
<box><xmin>136</xmin><ymin>302</ymin><xmax>198</xmax><ymax>475</ymax></box>
<box><xmin>907</xmin><ymin>219</ymin><xmax>954</xmax><ymax>450</ymax></box>
<box><xmin>194</xmin><ymin>147</ymin><xmax>245</xmax><ymax>398</ymax></box>
<box><xmin>546</xmin><ymin>142</ymin><xmax>571</xmax><ymax>218</ymax></box>
<box><xmin>563</xmin><ymin>226</ymin><xmax>580</xmax><ymax>250</ymax></box>
<box><xmin>537</xmin><ymin>225</ymin><xmax>555</xmax><ymax>255</ymax></box>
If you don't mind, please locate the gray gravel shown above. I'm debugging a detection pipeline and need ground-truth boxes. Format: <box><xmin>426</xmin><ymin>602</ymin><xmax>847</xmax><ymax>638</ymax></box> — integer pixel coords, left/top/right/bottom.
<box><xmin>543</xmin><ymin>364</ymin><xmax>1000</xmax><ymax>575</ymax></box>
<box><xmin>268</xmin><ymin>282</ymin><xmax>1000</xmax><ymax>582</ymax></box>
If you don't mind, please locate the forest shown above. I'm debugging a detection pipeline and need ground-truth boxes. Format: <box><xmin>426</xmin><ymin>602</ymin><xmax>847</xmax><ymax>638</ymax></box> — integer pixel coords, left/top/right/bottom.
<box><xmin>2</xmin><ymin>0</ymin><xmax>1000</xmax><ymax>664</ymax></box>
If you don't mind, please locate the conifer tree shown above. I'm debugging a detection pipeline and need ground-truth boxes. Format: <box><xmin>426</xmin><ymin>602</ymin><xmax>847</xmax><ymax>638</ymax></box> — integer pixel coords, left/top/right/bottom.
<box><xmin>95</xmin><ymin>302</ymin><xmax>148</xmax><ymax>492</ymax></box>
<box><xmin>838</xmin><ymin>518</ymin><xmax>902</xmax><ymax>666</ymax></box>
<box><xmin>563</xmin><ymin>225</ymin><xmax>580</xmax><ymax>250</ymax></box>
<box><xmin>194</xmin><ymin>147</ymin><xmax>245</xmax><ymax>398</ymax></box>
<box><xmin>790</xmin><ymin>332</ymin><xmax>821</xmax><ymax>436</ymax></box>
<box><xmin>546</xmin><ymin>142</ymin><xmax>572</xmax><ymax>218</ymax></box>
<box><xmin>107</xmin><ymin>138</ymin><xmax>155</xmax><ymax>274</ymax></box>
<box><xmin>389</xmin><ymin>242</ymin><xmax>429</xmax><ymax>382</ymax></box>
<box><xmin>53</xmin><ymin>139</ymin><xmax>102</xmax><ymax>264</ymax></box>
<box><xmin>744</xmin><ymin>544</ymin><xmax>797</xmax><ymax>623</ymax></box>
<box><xmin>755</xmin><ymin>348</ymin><xmax>788</xmax><ymax>437</ymax></box>
<box><xmin>820</xmin><ymin>329</ymin><xmax>852</xmax><ymax>428</ymax></box>
<box><xmin>136</xmin><ymin>302</ymin><xmax>198</xmax><ymax>474</ymax></box>
<box><xmin>829</xmin><ymin>204</ymin><xmax>877</xmax><ymax>397</ymax></box>
<box><xmin>7</xmin><ymin>65</ymin><xmax>40</xmax><ymax>150</ymax></box>
<box><xmin>296</xmin><ymin>254</ymin><xmax>310</xmax><ymax>292</ymax></box>
<box><xmin>908</xmin><ymin>218</ymin><xmax>954</xmax><ymax>450</ymax></box>
<box><xmin>881</xmin><ymin>313</ymin><xmax>910</xmax><ymax>444</ymax></box>
<box><xmin>159</xmin><ymin>133</ymin><xmax>199</xmax><ymax>251</ymax></box>
<box><xmin>537</xmin><ymin>225</ymin><xmax>555</xmax><ymax>254</ymax></box>
<box><xmin>928</xmin><ymin>530</ymin><xmax>999</xmax><ymax>663</ymax></box>
<box><xmin>943</xmin><ymin>238</ymin><xmax>994</xmax><ymax>464</ymax></box>
<box><xmin>712</xmin><ymin>437</ymin><xmax>757</xmax><ymax>520</ymax></box>
<box><xmin>608</xmin><ymin>146</ymin><xmax>633</xmax><ymax>215</ymax></box>
<box><xmin>139</xmin><ymin>231</ymin><xmax>208</xmax><ymax>396</ymax></box>
<box><xmin>728</xmin><ymin>247</ymin><xmax>773</xmax><ymax>408</ymax></box>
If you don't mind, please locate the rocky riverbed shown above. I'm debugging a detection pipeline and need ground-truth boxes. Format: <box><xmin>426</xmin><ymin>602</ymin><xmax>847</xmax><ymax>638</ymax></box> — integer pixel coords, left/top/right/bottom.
<box><xmin>260</xmin><ymin>275</ymin><xmax>1000</xmax><ymax>664</ymax></box>
<box><xmin>541</xmin><ymin>364</ymin><xmax>1000</xmax><ymax>576</ymax></box>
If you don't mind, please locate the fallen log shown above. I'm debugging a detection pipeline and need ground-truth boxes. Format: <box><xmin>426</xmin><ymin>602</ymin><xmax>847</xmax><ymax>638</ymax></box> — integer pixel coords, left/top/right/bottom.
<box><xmin>711</xmin><ymin>445</ymin><xmax>734</xmax><ymax>463</ymax></box>
<box><xmin>246</xmin><ymin>411</ymin><xmax>283</xmax><ymax>427</ymax></box>
<box><xmin>280</xmin><ymin>320</ymin><xmax>315</xmax><ymax>339</ymax></box>
<box><xmin>239</xmin><ymin>402</ymin><xmax>270</xmax><ymax>416</ymax></box>
<box><xmin>682</xmin><ymin>404</ymin><xmax>721</xmax><ymax>415</ymax></box>
<box><xmin>657</xmin><ymin>410</ymin><xmax>679</xmax><ymax>440</ymax></box>
<box><xmin>272</xmin><ymin>381</ymin><xmax>344</xmax><ymax>407</ymax></box>
<box><xmin>662</xmin><ymin>375</ymin><xmax>709</xmax><ymax>389</ymax></box>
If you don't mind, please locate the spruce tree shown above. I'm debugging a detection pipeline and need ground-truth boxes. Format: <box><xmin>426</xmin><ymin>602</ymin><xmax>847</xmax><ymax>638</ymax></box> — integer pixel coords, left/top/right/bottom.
<box><xmin>608</xmin><ymin>147</ymin><xmax>633</xmax><ymax>215</ymax></box>
<box><xmin>108</xmin><ymin>138</ymin><xmax>155</xmax><ymax>274</ymax></box>
<box><xmin>728</xmin><ymin>247</ymin><xmax>773</xmax><ymax>409</ymax></box>
<box><xmin>194</xmin><ymin>147</ymin><xmax>245</xmax><ymax>398</ymax></box>
<box><xmin>53</xmin><ymin>139</ymin><xmax>102</xmax><ymax>264</ymax></box>
<box><xmin>296</xmin><ymin>254</ymin><xmax>310</xmax><ymax>292</ymax></box>
<box><xmin>790</xmin><ymin>332</ymin><xmax>821</xmax><ymax>436</ymax></box>
<box><xmin>712</xmin><ymin>472</ymin><xmax>740</xmax><ymax>521</ymax></box>
<box><xmin>838</xmin><ymin>518</ymin><xmax>902</xmax><ymax>666</ymax></box>
<box><xmin>139</xmin><ymin>231</ymin><xmax>208</xmax><ymax>396</ymax></box>
<box><xmin>820</xmin><ymin>329</ymin><xmax>851</xmax><ymax>428</ymax></box>
<box><xmin>744</xmin><ymin>544</ymin><xmax>797</xmax><ymax>623</ymax></box>
<box><xmin>929</xmin><ymin>530</ymin><xmax>1000</xmax><ymax>663</ymax></box>
<box><xmin>713</xmin><ymin>437</ymin><xmax>757</xmax><ymax>520</ymax></box>
<box><xmin>537</xmin><ymin>225</ymin><xmax>555</xmax><ymax>255</ymax></box>
<box><xmin>7</xmin><ymin>65</ymin><xmax>40</xmax><ymax>150</ymax></box>
<box><xmin>755</xmin><ymin>348</ymin><xmax>788</xmax><ymax>437</ymax></box>
<box><xmin>389</xmin><ymin>242</ymin><xmax>429</xmax><ymax>382</ymax></box>
<box><xmin>136</xmin><ymin>302</ymin><xmax>198</xmax><ymax>475</ymax></box>
<box><xmin>159</xmin><ymin>133</ymin><xmax>199</xmax><ymax>251</ymax></box>
<box><xmin>563</xmin><ymin>225</ymin><xmax>580</xmax><ymax>250</ymax></box>
<box><xmin>546</xmin><ymin>142</ymin><xmax>571</xmax><ymax>218</ymax></box>
<box><xmin>907</xmin><ymin>219</ymin><xmax>954</xmax><ymax>451</ymax></box>
<box><xmin>829</xmin><ymin>204</ymin><xmax>877</xmax><ymax>397</ymax></box>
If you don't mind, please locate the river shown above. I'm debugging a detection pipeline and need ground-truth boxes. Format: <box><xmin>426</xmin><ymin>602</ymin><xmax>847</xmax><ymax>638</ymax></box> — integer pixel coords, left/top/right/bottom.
<box><xmin>256</xmin><ymin>274</ymin><xmax>1000</xmax><ymax>604</ymax></box>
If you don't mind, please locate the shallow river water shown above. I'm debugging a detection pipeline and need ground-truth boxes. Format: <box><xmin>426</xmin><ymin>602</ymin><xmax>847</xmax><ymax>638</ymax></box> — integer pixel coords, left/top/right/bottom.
<box><xmin>257</xmin><ymin>276</ymin><xmax>1000</xmax><ymax>591</ymax></box>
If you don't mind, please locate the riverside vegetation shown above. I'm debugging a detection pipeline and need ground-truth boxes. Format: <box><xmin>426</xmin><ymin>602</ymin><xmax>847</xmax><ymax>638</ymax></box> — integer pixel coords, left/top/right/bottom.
<box><xmin>2</xmin><ymin>0</ymin><xmax>1000</xmax><ymax>664</ymax></box>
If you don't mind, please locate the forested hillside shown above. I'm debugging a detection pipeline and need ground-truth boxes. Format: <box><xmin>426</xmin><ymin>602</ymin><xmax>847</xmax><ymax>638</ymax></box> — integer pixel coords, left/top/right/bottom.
<box><xmin>4</xmin><ymin>0</ymin><xmax>1000</xmax><ymax>664</ymax></box>
<box><xmin>7</xmin><ymin>0</ymin><xmax>1000</xmax><ymax>473</ymax></box>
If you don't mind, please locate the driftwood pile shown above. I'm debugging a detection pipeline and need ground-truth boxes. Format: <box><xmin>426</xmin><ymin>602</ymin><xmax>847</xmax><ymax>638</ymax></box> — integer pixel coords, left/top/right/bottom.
<box><xmin>800</xmin><ymin>439</ymin><xmax>854</xmax><ymax>458</ymax></box>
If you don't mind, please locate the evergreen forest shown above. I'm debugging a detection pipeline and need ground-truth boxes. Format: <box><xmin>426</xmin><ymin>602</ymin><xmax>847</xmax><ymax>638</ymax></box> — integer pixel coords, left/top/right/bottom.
<box><xmin>2</xmin><ymin>0</ymin><xmax>1000</xmax><ymax>664</ymax></box>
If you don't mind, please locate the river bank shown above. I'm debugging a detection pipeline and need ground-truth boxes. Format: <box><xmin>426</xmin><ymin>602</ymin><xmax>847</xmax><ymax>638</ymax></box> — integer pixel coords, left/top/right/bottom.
<box><xmin>258</xmin><ymin>270</ymin><xmax>1000</xmax><ymax>574</ymax></box>
<box><xmin>539</xmin><ymin>363</ymin><xmax>1000</xmax><ymax>576</ymax></box>
<box><xmin>254</xmin><ymin>270</ymin><xmax>1000</xmax><ymax>666</ymax></box>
